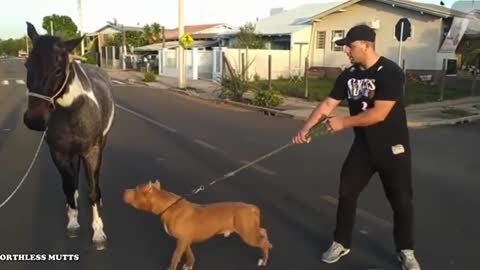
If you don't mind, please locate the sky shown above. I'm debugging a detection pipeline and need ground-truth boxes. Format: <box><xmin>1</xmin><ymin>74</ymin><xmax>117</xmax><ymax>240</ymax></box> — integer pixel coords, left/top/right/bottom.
<box><xmin>0</xmin><ymin>0</ymin><xmax>478</xmax><ymax>39</ymax></box>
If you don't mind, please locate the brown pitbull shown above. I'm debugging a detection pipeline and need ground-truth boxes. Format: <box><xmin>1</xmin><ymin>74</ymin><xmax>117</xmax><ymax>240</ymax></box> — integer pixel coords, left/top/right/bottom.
<box><xmin>123</xmin><ymin>180</ymin><xmax>272</xmax><ymax>270</ymax></box>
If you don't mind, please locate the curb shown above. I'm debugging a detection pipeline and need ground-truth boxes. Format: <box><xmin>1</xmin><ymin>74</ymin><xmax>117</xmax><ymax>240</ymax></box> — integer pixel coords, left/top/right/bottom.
<box><xmin>407</xmin><ymin>114</ymin><xmax>480</xmax><ymax>128</ymax></box>
<box><xmin>158</xmin><ymin>85</ymin><xmax>296</xmax><ymax>119</ymax></box>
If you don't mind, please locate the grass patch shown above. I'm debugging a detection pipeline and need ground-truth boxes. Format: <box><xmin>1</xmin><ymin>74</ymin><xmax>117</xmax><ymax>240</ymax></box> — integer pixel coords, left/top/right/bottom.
<box><xmin>440</xmin><ymin>107</ymin><xmax>477</xmax><ymax>118</ymax></box>
<box><xmin>253</xmin><ymin>78</ymin><xmax>478</xmax><ymax>105</ymax></box>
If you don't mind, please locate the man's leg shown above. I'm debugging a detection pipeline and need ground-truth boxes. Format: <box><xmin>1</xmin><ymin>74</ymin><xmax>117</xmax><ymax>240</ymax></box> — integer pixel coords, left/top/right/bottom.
<box><xmin>378</xmin><ymin>153</ymin><xmax>420</xmax><ymax>270</ymax></box>
<box><xmin>334</xmin><ymin>141</ymin><xmax>376</xmax><ymax>248</ymax></box>
<box><xmin>378</xmin><ymin>153</ymin><xmax>414</xmax><ymax>251</ymax></box>
<box><xmin>322</xmin><ymin>140</ymin><xmax>376</xmax><ymax>264</ymax></box>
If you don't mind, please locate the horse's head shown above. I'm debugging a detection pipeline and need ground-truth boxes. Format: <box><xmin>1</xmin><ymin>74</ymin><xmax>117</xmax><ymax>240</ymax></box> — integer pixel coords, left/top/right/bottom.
<box><xmin>23</xmin><ymin>22</ymin><xmax>84</xmax><ymax>131</ymax></box>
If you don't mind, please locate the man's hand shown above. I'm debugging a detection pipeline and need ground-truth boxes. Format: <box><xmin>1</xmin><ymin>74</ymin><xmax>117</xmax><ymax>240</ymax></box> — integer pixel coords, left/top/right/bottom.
<box><xmin>292</xmin><ymin>128</ymin><xmax>312</xmax><ymax>144</ymax></box>
<box><xmin>326</xmin><ymin>116</ymin><xmax>345</xmax><ymax>133</ymax></box>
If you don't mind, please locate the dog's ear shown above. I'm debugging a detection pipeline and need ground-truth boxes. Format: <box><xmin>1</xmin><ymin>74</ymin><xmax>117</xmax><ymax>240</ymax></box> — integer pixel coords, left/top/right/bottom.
<box><xmin>145</xmin><ymin>182</ymin><xmax>153</xmax><ymax>192</ymax></box>
<box><xmin>153</xmin><ymin>180</ymin><xmax>161</xmax><ymax>190</ymax></box>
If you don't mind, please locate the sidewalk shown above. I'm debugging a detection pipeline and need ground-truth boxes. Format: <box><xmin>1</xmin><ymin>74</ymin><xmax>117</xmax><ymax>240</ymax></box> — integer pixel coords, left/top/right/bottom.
<box><xmin>104</xmin><ymin>68</ymin><xmax>480</xmax><ymax>128</ymax></box>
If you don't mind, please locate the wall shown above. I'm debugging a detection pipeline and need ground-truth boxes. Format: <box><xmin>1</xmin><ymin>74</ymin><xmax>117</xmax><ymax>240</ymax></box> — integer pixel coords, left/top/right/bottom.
<box><xmin>290</xmin><ymin>26</ymin><xmax>313</xmax><ymax>74</ymax></box>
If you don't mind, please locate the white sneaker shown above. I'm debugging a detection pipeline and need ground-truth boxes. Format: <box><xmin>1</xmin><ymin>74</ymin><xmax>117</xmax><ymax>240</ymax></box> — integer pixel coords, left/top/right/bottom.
<box><xmin>398</xmin><ymin>249</ymin><xmax>421</xmax><ymax>270</ymax></box>
<box><xmin>321</xmin><ymin>241</ymin><xmax>350</xmax><ymax>263</ymax></box>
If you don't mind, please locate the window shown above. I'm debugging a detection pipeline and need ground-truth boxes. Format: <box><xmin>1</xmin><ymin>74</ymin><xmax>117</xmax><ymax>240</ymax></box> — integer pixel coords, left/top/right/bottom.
<box><xmin>316</xmin><ymin>31</ymin><xmax>326</xmax><ymax>49</ymax></box>
<box><xmin>331</xmin><ymin>30</ymin><xmax>345</xmax><ymax>51</ymax></box>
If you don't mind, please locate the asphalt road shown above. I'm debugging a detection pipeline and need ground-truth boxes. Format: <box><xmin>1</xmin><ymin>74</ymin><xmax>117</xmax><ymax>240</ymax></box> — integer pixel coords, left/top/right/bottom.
<box><xmin>1</xmin><ymin>58</ymin><xmax>478</xmax><ymax>270</ymax></box>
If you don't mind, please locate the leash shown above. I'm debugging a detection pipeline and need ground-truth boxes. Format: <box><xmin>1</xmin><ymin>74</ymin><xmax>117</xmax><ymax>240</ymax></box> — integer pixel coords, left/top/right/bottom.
<box><xmin>159</xmin><ymin>120</ymin><xmax>331</xmax><ymax>216</ymax></box>
<box><xmin>0</xmin><ymin>130</ymin><xmax>46</xmax><ymax>209</ymax></box>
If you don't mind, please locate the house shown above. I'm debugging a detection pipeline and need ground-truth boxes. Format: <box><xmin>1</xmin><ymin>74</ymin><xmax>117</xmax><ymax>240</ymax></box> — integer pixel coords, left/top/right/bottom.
<box><xmin>307</xmin><ymin>0</ymin><xmax>470</xmax><ymax>81</ymax></box>
<box><xmin>254</xmin><ymin>2</ymin><xmax>345</xmax><ymax>50</ymax></box>
<box><xmin>252</xmin><ymin>0</ymin><xmax>472</xmax><ymax>82</ymax></box>
<box><xmin>86</xmin><ymin>24</ymin><xmax>144</xmax><ymax>49</ymax></box>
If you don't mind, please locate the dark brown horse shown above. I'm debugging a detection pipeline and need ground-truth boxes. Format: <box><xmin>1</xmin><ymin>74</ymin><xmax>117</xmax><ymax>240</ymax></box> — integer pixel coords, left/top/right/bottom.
<box><xmin>23</xmin><ymin>22</ymin><xmax>115</xmax><ymax>250</ymax></box>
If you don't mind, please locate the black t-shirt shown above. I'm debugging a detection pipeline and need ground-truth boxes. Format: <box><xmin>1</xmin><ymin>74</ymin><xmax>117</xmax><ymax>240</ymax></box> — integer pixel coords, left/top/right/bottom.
<box><xmin>329</xmin><ymin>56</ymin><xmax>410</xmax><ymax>159</ymax></box>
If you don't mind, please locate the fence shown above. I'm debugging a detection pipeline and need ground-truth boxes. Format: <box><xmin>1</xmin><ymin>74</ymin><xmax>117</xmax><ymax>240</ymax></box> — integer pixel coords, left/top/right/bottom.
<box><xmin>221</xmin><ymin>48</ymin><xmax>293</xmax><ymax>80</ymax></box>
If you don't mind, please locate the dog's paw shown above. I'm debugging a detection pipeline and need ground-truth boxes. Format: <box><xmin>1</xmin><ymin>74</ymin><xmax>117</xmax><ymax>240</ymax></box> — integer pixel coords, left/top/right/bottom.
<box><xmin>257</xmin><ymin>259</ymin><xmax>265</xmax><ymax>266</ymax></box>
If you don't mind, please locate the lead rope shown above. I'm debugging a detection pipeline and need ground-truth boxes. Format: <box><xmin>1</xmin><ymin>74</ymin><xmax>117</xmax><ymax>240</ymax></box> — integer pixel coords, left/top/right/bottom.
<box><xmin>0</xmin><ymin>130</ymin><xmax>46</xmax><ymax>209</ymax></box>
<box><xmin>159</xmin><ymin>120</ymin><xmax>331</xmax><ymax>216</ymax></box>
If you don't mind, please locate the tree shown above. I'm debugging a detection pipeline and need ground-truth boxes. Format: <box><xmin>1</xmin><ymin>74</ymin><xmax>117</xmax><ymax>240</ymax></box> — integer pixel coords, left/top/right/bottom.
<box><xmin>106</xmin><ymin>31</ymin><xmax>146</xmax><ymax>48</ymax></box>
<box><xmin>151</xmin><ymin>23</ymin><xmax>162</xmax><ymax>43</ymax></box>
<box><xmin>143</xmin><ymin>24</ymin><xmax>153</xmax><ymax>44</ymax></box>
<box><xmin>459</xmin><ymin>39</ymin><xmax>480</xmax><ymax>68</ymax></box>
<box><xmin>233</xmin><ymin>22</ymin><xmax>266</xmax><ymax>49</ymax></box>
<box><xmin>141</xmin><ymin>23</ymin><xmax>164</xmax><ymax>45</ymax></box>
<box><xmin>0</xmin><ymin>37</ymin><xmax>27</xmax><ymax>56</ymax></box>
<box><xmin>42</xmin><ymin>14</ymin><xmax>79</xmax><ymax>40</ymax></box>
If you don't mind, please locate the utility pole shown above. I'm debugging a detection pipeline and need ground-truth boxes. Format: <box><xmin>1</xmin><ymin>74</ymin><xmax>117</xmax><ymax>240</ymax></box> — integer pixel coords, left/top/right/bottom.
<box><xmin>78</xmin><ymin>0</ymin><xmax>84</xmax><ymax>56</ymax></box>
<box><xmin>162</xmin><ymin>25</ymin><xmax>166</xmax><ymax>49</ymax></box>
<box><xmin>50</xmin><ymin>20</ymin><xmax>54</xmax><ymax>35</ymax></box>
<box><xmin>178</xmin><ymin>0</ymin><xmax>186</xmax><ymax>89</ymax></box>
<box><xmin>25</xmin><ymin>35</ymin><xmax>29</xmax><ymax>55</ymax></box>
<box><xmin>122</xmin><ymin>24</ymin><xmax>126</xmax><ymax>70</ymax></box>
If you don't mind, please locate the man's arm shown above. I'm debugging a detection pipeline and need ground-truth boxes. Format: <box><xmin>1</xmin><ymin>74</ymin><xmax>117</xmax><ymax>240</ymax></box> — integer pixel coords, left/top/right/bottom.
<box><xmin>302</xmin><ymin>97</ymin><xmax>342</xmax><ymax>131</ymax></box>
<box><xmin>342</xmin><ymin>100</ymin><xmax>395</xmax><ymax>128</ymax></box>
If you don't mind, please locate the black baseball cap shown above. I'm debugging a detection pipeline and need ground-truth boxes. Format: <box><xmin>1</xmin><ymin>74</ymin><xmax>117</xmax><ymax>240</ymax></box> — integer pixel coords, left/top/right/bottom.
<box><xmin>335</xmin><ymin>24</ymin><xmax>376</xmax><ymax>46</ymax></box>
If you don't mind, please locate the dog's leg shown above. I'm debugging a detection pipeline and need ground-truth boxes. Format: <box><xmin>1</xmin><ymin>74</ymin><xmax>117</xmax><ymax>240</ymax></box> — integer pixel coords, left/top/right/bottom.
<box><xmin>168</xmin><ymin>239</ymin><xmax>189</xmax><ymax>270</ymax></box>
<box><xmin>182</xmin><ymin>245</ymin><xmax>195</xmax><ymax>270</ymax></box>
<box><xmin>257</xmin><ymin>228</ymin><xmax>272</xmax><ymax>266</ymax></box>
<box><xmin>236</xmin><ymin>208</ymin><xmax>272</xmax><ymax>267</ymax></box>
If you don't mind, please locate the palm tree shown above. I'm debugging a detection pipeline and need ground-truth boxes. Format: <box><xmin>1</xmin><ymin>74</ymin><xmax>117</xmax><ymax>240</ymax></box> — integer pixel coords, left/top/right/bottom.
<box><xmin>143</xmin><ymin>24</ymin><xmax>153</xmax><ymax>44</ymax></box>
<box><xmin>151</xmin><ymin>23</ymin><xmax>162</xmax><ymax>43</ymax></box>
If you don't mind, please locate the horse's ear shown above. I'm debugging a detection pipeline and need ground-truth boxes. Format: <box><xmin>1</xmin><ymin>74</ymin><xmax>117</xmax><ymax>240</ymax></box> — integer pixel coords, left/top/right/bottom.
<box><xmin>26</xmin><ymin>21</ymin><xmax>39</xmax><ymax>42</ymax></box>
<box><xmin>60</xmin><ymin>35</ymin><xmax>85</xmax><ymax>53</ymax></box>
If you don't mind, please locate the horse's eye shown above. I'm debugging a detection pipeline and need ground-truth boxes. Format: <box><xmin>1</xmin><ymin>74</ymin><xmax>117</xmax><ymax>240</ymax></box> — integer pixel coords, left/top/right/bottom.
<box><xmin>55</xmin><ymin>69</ymin><xmax>63</xmax><ymax>77</ymax></box>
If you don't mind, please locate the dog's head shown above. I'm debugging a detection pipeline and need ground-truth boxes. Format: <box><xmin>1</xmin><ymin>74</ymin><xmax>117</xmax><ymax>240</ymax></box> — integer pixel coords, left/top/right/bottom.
<box><xmin>123</xmin><ymin>180</ymin><xmax>161</xmax><ymax>212</ymax></box>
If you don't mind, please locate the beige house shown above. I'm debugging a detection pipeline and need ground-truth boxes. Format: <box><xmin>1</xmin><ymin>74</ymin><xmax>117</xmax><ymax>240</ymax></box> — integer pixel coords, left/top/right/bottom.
<box><xmin>308</xmin><ymin>0</ymin><xmax>469</xmax><ymax>80</ymax></box>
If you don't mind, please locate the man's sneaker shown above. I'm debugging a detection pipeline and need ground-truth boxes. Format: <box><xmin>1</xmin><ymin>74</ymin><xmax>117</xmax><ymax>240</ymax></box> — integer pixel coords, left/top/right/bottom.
<box><xmin>321</xmin><ymin>241</ymin><xmax>350</xmax><ymax>263</ymax></box>
<box><xmin>398</xmin><ymin>249</ymin><xmax>421</xmax><ymax>270</ymax></box>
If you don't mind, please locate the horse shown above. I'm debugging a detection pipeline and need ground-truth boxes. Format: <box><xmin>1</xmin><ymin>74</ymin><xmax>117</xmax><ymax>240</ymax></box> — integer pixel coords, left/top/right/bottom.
<box><xmin>23</xmin><ymin>22</ymin><xmax>115</xmax><ymax>250</ymax></box>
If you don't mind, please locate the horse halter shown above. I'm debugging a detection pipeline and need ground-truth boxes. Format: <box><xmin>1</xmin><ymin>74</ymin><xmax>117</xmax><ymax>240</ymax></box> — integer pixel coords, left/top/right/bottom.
<box><xmin>26</xmin><ymin>58</ymin><xmax>73</xmax><ymax>109</ymax></box>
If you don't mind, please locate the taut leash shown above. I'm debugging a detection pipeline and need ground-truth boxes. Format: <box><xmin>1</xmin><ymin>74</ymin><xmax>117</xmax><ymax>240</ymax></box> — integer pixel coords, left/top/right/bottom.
<box><xmin>158</xmin><ymin>120</ymin><xmax>331</xmax><ymax>216</ymax></box>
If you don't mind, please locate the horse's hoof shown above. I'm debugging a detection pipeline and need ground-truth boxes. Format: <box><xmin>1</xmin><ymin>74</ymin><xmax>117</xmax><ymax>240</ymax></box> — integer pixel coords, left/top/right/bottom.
<box><xmin>93</xmin><ymin>239</ymin><xmax>107</xmax><ymax>251</ymax></box>
<box><xmin>66</xmin><ymin>227</ymin><xmax>80</xmax><ymax>238</ymax></box>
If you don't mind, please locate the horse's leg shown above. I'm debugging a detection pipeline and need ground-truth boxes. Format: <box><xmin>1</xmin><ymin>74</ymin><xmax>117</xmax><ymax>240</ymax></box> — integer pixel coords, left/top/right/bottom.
<box><xmin>50</xmin><ymin>150</ymin><xmax>81</xmax><ymax>238</ymax></box>
<box><xmin>81</xmin><ymin>142</ymin><xmax>107</xmax><ymax>250</ymax></box>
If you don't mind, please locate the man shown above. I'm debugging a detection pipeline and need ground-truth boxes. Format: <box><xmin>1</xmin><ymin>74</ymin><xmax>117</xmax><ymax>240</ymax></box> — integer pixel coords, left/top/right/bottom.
<box><xmin>292</xmin><ymin>24</ymin><xmax>420</xmax><ymax>270</ymax></box>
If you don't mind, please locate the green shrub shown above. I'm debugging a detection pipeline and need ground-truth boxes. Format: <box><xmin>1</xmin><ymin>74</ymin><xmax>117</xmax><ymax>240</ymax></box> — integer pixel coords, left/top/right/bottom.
<box><xmin>253</xmin><ymin>88</ymin><xmax>284</xmax><ymax>107</ymax></box>
<box><xmin>144</xmin><ymin>72</ymin><xmax>156</xmax><ymax>82</ymax></box>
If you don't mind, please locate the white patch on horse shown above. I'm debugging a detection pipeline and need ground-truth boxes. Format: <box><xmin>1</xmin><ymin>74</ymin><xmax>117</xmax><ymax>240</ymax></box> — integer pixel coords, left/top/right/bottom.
<box><xmin>92</xmin><ymin>204</ymin><xmax>107</xmax><ymax>243</ymax></box>
<box><xmin>67</xmin><ymin>206</ymin><xmax>80</xmax><ymax>230</ymax></box>
<box><xmin>103</xmin><ymin>100</ymin><xmax>115</xmax><ymax>136</ymax></box>
<box><xmin>66</xmin><ymin>190</ymin><xmax>80</xmax><ymax>230</ymax></box>
<box><xmin>56</xmin><ymin>71</ymin><xmax>99</xmax><ymax>108</ymax></box>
